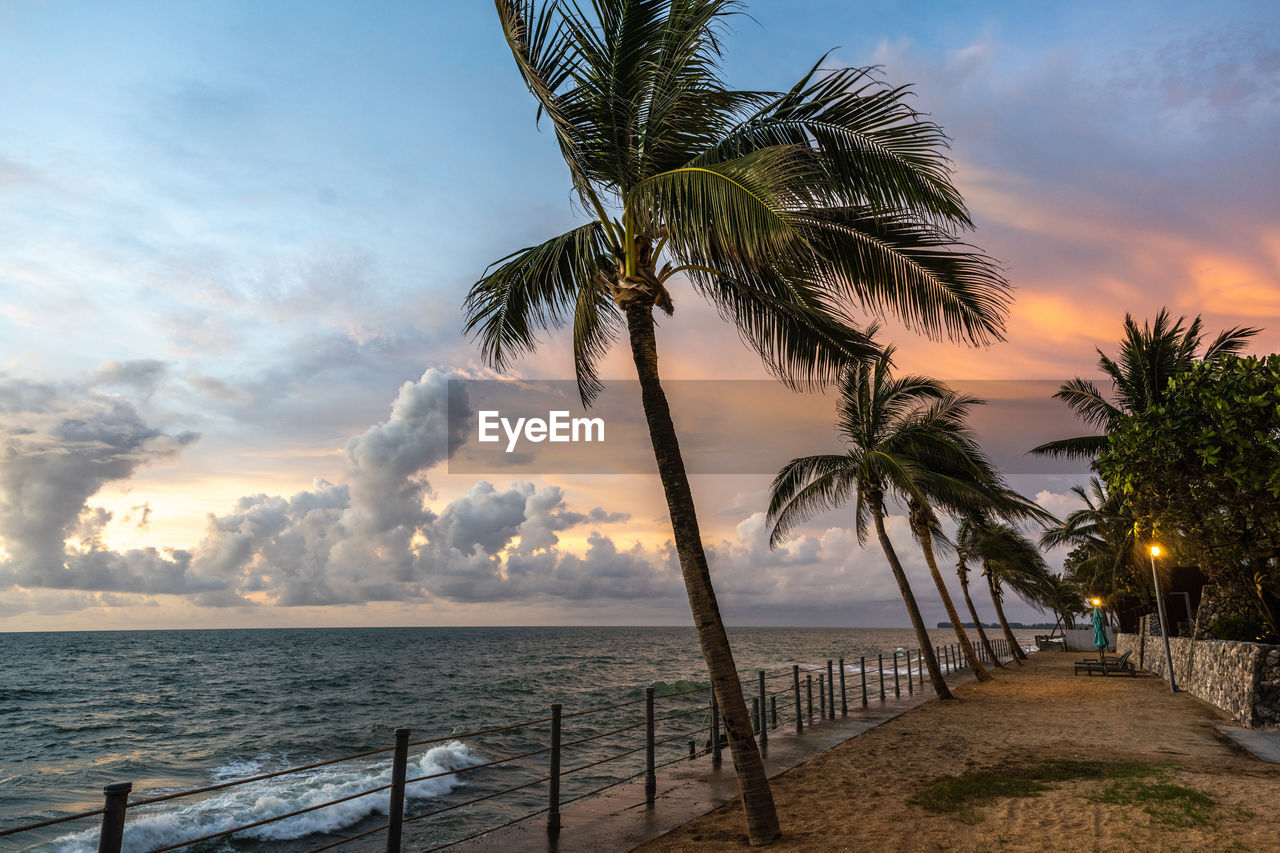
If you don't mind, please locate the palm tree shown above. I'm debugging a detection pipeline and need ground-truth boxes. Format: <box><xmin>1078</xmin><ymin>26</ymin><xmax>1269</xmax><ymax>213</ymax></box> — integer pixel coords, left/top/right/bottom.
<box><xmin>470</xmin><ymin>2</ymin><xmax>1010</xmax><ymax>842</ymax></box>
<box><xmin>1032</xmin><ymin>309</ymin><xmax>1257</xmax><ymax>459</ymax></box>
<box><xmin>1040</xmin><ymin>477</ymin><xmax>1146</xmax><ymax>611</ymax></box>
<box><xmin>954</xmin><ymin>515</ymin><xmax>1004</xmax><ymax>666</ymax></box>
<box><xmin>1035</xmin><ymin>572</ymin><xmax>1085</xmax><ymax>632</ymax></box>
<box><xmin>980</xmin><ymin>522</ymin><xmax>1050</xmax><ymax>662</ymax></box>
<box><xmin>767</xmin><ymin>349</ymin><xmax>995</xmax><ymax>699</ymax></box>
<box><xmin>907</xmin><ymin>499</ymin><xmax>992</xmax><ymax>680</ymax></box>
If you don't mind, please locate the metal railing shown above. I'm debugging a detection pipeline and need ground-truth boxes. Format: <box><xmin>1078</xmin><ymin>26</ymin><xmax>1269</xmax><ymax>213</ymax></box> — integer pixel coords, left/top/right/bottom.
<box><xmin>1</xmin><ymin>639</ymin><xmax>1022</xmax><ymax>852</ymax></box>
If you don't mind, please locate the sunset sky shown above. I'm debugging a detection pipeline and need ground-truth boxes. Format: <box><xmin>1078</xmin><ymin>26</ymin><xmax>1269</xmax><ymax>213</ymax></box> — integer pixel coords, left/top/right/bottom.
<box><xmin>2</xmin><ymin>0</ymin><xmax>1277</xmax><ymax>631</ymax></box>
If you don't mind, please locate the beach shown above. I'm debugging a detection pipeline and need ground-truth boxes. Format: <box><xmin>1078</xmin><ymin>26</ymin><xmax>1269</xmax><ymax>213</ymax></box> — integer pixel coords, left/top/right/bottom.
<box><xmin>640</xmin><ymin>652</ymin><xmax>1280</xmax><ymax>852</ymax></box>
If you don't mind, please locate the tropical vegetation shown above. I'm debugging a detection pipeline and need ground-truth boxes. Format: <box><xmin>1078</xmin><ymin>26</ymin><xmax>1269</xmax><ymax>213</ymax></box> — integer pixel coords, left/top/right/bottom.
<box><xmin>1031</xmin><ymin>309</ymin><xmax>1257</xmax><ymax>460</ymax></box>
<box><xmin>1036</xmin><ymin>309</ymin><xmax>1274</xmax><ymax>640</ymax></box>
<box><xmin>1098</xmin><ymin>354</ymin><xmax>1280</xmax><ymax>640</ymax></box>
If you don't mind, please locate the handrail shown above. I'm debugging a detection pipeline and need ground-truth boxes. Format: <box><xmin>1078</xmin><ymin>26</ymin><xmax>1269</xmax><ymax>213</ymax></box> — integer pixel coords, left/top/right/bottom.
<box><xmin>0</xmin><ymin>806</ymin><xmax>104</xmax><ymax>838</ymax></box>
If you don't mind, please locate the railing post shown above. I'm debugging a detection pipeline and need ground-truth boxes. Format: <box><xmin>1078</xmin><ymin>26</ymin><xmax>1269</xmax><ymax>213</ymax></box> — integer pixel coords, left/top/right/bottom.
<box><xmin>817</xmin><ymin>674</ymin><xmax>825</xmax><ymax>723</ymax></box>
<box><xmin>860</xmin><ymin>656</ymin><xmax>868</xmax><ymax>708</ymax></box>
<box><xmin>893</xmin><ymin>651</ymin><xmax>900</xmax><ymax>697</ymax></box>
<box><xmin>548</xmin><ymin>705</ymin><xmax>561</xmax><ymax>837</ymax></box>
<box><xmin>839</xmin><ymin>658</ymin><xmax>848</xmax><ymax>717</ymax></box>
<box><xmin>827</xmin><ymin>660</ymin><xmax>836</xmax><ymax>720</ymax></box>
<box><xmin>878</xmin><ymin>653</ymin><xmax>885</xmax><ymax>700</ymax></box>
<box><xmin>751</xmin><ymin>697</ymin><xmax>760</xmax><ymax>735</ymax></box>
<box><xmin>758</xmin><ymin>670</ymin><xmax>767</xmax><ymax>747</ymax></box>
<box><xmin>386</xmin><ymin>727</ymin><xmax>410</xmax><ymax>852</ymax></box>
<box><xmin>98</xmin><ymin>782</ymin><xmax>131</xmax><ymax>853</ymax></box>
<box><xmin>770</xmin><ymin>695</ymin><xmax>777</xmax><ymax>730</ymax></box>
<box><xmin>906</xmin><ymin>650</ymin><xmax>913</xmax><ymax>696</ymax></box>
<box><xmin>645</xmin><ymin>688</ymin><xmax>656</xmax><ymax>807</ymax></box>
<box><xmin>793</xmin><ymin>665</ymin><xmax>803</xmax><ymax>734</ymax></box>
<box><xmin>919</xmin><ymin>648</ymin><xmax>924</xmax><ymax>686</ymax></box>
<box><xmin>806</xmin><ymin>674</ymin><xmax>813</xmax><ymax>725</ymax></box>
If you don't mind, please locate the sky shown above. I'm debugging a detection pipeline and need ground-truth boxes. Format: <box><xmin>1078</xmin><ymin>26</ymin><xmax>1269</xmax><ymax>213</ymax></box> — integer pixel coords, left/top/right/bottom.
<box><xmin>1</xmin><ymin>0</ymin><xmax>1277</xmax><ymax>631</ymax></box>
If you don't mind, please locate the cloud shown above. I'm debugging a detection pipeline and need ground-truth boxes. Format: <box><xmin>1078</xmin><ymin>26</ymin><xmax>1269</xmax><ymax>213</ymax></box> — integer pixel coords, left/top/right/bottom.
<box><xmin>0</xmin><ymin>364</ymin><xmax>1053</xmax><ymax>625</ymax></box>
<box><xmin>90</xmin><ymin>359</ymin><xmax>168</xmax><ymax>392</ymax></box>
<box><xmin>0</xmin><ymin>374</ymin><xmax>216</xmax><ymax>595</ymax></box>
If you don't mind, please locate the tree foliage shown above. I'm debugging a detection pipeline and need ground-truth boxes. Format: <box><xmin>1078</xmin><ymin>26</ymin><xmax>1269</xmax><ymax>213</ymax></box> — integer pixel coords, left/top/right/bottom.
<box><xmin>471</xmin><ymin>0</ymin><xmax>1012</xmax><ymax>405</ymax></box>
<box><xmin>1031</xmin><ymin>309</ymin><xmax>1258</xmax><ymax>460</ymax></box>
<box><xmin>1098</xmin><ymin>354</ymin><xmax>1280</xmax><ymax>638</ymax></box>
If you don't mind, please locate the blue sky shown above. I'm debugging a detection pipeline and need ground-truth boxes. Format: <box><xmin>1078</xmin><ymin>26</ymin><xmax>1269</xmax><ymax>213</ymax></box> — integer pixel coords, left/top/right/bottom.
<box><xmin>1</xmin><ymin>1</ymin><xmax>1277</xmax><ymax>630</ymax></box>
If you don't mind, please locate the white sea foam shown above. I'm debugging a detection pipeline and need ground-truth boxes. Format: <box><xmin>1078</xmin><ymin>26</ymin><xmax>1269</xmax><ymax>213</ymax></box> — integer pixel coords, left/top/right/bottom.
<box><xmin>49</xmin><ymin>742</ymin><xmax>481</xmax><ymax>852</ymax></box>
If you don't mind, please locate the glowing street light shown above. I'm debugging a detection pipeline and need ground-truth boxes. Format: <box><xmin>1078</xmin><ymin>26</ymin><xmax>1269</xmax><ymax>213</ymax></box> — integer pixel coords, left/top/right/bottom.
<box><xmin>1149</xmin><ymin>543</ymin><xmax>1178</xmax><ymax>693</ymax></box>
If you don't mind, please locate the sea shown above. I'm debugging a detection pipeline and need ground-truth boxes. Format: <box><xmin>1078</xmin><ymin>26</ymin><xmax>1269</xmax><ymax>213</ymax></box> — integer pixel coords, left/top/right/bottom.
<box><xmin>0</xmin><ymin>626</ymin><xmax>1035</xmax><ymax>852</ymax></box>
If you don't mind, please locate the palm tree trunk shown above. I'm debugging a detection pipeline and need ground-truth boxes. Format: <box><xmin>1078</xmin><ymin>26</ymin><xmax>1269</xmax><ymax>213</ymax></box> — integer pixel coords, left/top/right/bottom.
<box><xmin>868</xmin><ymin>494</ymin><xmax>952</xmax><ymax>699</ymax></box>
<box><xmin>958</xmin><ymin>562</ymin><xmax>1003</xmax><ymax>668</ymax></box>
<box><xmin>914</xmin><ymin>520</ymin><xmax>992</xmax><ymax>681</ymax></box>
<box><xmin>624</xmin><ymin>304</ymin><xmax>780</xmax><ymax>845</ymax></box>
<box><xmin>984</xmin><ymin>562</ymin><xmax>1028</xmax><ymax>663</ymax></box>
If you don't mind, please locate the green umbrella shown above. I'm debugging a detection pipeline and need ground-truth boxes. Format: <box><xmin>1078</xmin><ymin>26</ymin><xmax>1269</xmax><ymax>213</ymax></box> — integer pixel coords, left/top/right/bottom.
<box><xmin>1092</xmin><ymin>605</ymin><xmax>1107</xmax><ymax>652</ymax></box>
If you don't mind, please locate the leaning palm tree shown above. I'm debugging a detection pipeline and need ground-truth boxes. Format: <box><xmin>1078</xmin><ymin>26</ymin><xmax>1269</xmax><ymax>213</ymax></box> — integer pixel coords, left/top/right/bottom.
<box><xmin>954</xmin><ymin>514</ymin><xmax>1005</xmax><ymax>666</ymax></box>
<box><xmin>1035</xmin><ymin>572</ymin><xmax>1085</xmax><ymax>632</ymax></box>
<box><xmin>896</xmin><ymin>404</ymin><xmax>1004</xmax><ymax>683</ymax></box>
<box><xmin>1032</xmin><ymin>309</ymin><xmax>1257</xmax><ymax>459</ymax></box>
<box><xmin>767</xmin><ymin>348</ymin><xmax>992</xmax><ymax>699</ymax></box>
<box><xmin>974</xmin><ymin>521</ymin><xmax>1050</xmax><ymax>662</ymax></box>
<box><xmin>471</xmin><ymin>3</ymin><xmax>1010</xmax><ymax>841</ymax></box>
<box><xmin>907</xmin><ymin>500</ymin><xmax>991</xmax><ymax>680</ymax></box>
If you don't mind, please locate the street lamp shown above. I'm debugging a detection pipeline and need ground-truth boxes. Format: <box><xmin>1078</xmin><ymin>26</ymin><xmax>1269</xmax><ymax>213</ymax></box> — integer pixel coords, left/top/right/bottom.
<box><xmin>1149</xmin><ymin>544</ymin><xmax>1178</xmax><ymax>693</ymax></box>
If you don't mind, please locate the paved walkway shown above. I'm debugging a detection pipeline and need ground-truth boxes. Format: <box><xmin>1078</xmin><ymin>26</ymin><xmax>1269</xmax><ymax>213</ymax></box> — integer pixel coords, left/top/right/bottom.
<box><xmin>465</xmin><ymin>666</ymin><xmax>984</xmax><ymax>852</ymax></box>
<box><xmin>1216</xmin><ymin>726</ymin><xmax>1280</xmax><ymax>763</ymax></box>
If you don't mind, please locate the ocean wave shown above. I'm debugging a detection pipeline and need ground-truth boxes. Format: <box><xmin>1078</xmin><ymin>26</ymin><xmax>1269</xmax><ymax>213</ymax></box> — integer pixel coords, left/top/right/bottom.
<box><xmin>47</xmin><ymin>742</ymin><xmax>481</xmax><ymax>852</ymax></box>
<box><xmin>647</xmin><ymin>679</ymin><xmax>709</xmax><ymax>697</ymax></box>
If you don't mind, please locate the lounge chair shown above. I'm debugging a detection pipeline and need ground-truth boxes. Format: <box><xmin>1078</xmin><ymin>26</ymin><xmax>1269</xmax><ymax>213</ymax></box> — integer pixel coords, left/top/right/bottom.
<box><xmin>1073</xmin><ymin>650</ymin><xmax>1135</xmax><ymax>676</ymax></box>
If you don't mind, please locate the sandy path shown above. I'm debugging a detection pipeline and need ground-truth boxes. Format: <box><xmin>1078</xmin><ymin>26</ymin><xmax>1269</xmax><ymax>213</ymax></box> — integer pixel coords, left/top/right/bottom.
<box><xmin>638</xmin><ymin>651</ymin><xmax>1280</xmax><ymax>852</ymax></box>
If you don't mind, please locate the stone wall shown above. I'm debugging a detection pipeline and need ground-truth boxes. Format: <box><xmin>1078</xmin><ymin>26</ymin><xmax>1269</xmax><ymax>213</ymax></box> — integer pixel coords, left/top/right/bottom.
<box><xmin>1115</xmin><ymin>632</ymin><xmax>1280</xmax><ymax>729</ymax></box>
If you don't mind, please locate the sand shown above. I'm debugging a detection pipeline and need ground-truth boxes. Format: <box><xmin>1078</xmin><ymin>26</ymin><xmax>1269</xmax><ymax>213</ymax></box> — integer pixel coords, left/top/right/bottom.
<box><xmin>638</xmin><ymin>651</ymin><xmax>1280</xmax><ymax>852</ymax></box>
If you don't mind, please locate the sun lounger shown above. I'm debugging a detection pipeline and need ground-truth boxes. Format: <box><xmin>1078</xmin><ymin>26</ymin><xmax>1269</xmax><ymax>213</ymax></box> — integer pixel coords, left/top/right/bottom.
<box><xmin>1073</xmin><ymin>650</ymin><xmax>1135</xmax><ymax>676</ymax></box>
<box><xmin>1078</xmin><ymin>651</ymin><xmax>1123</xmax><ymax>664</ymax></box>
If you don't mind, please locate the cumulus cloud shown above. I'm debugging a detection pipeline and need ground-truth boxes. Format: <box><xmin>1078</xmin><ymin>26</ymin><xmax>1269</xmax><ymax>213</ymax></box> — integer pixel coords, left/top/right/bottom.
<box><xmin>180</xmin><ymin>369</ymin><xmax>665</xmax><ymax>609</ymax></box>
<box><xmin>0</xmin><ymin>374</ymin><xmax>217</xmax><ymax>596</ymax></box>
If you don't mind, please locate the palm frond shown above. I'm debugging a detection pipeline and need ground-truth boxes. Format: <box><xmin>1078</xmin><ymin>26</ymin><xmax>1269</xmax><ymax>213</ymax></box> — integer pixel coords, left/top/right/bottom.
<box><xmin>697</xmin><ymin>61</ymin><xmax>970</xmax><ymax>225</ymax></box>
<box><xmin>465</xmin><ymin>222</ymin><xmax>615</xmax><ymax>371</ymax></box>
<box><xmin>693</xmin><ymin>269</ymin><xmax>879</xmax><ymax>390</ymax></box>
<box><xmin>767</xmin><ymin>454</ymin><xmax>857</xmax><ymax>546</ymax></box>
<box><xmin>632</xmin><ymin>146</ymin><xmax>813</xmax><ymax>270</ymax></box>
<box><xmin>1203</xmin><ymin>325</ymin><xmax>1261</xmax><ymax>361</ymax></box>
<box><xmin>796</xmin><ymin>207</ymin><xmax>1010</xmax><ymax>345</ymax></box>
